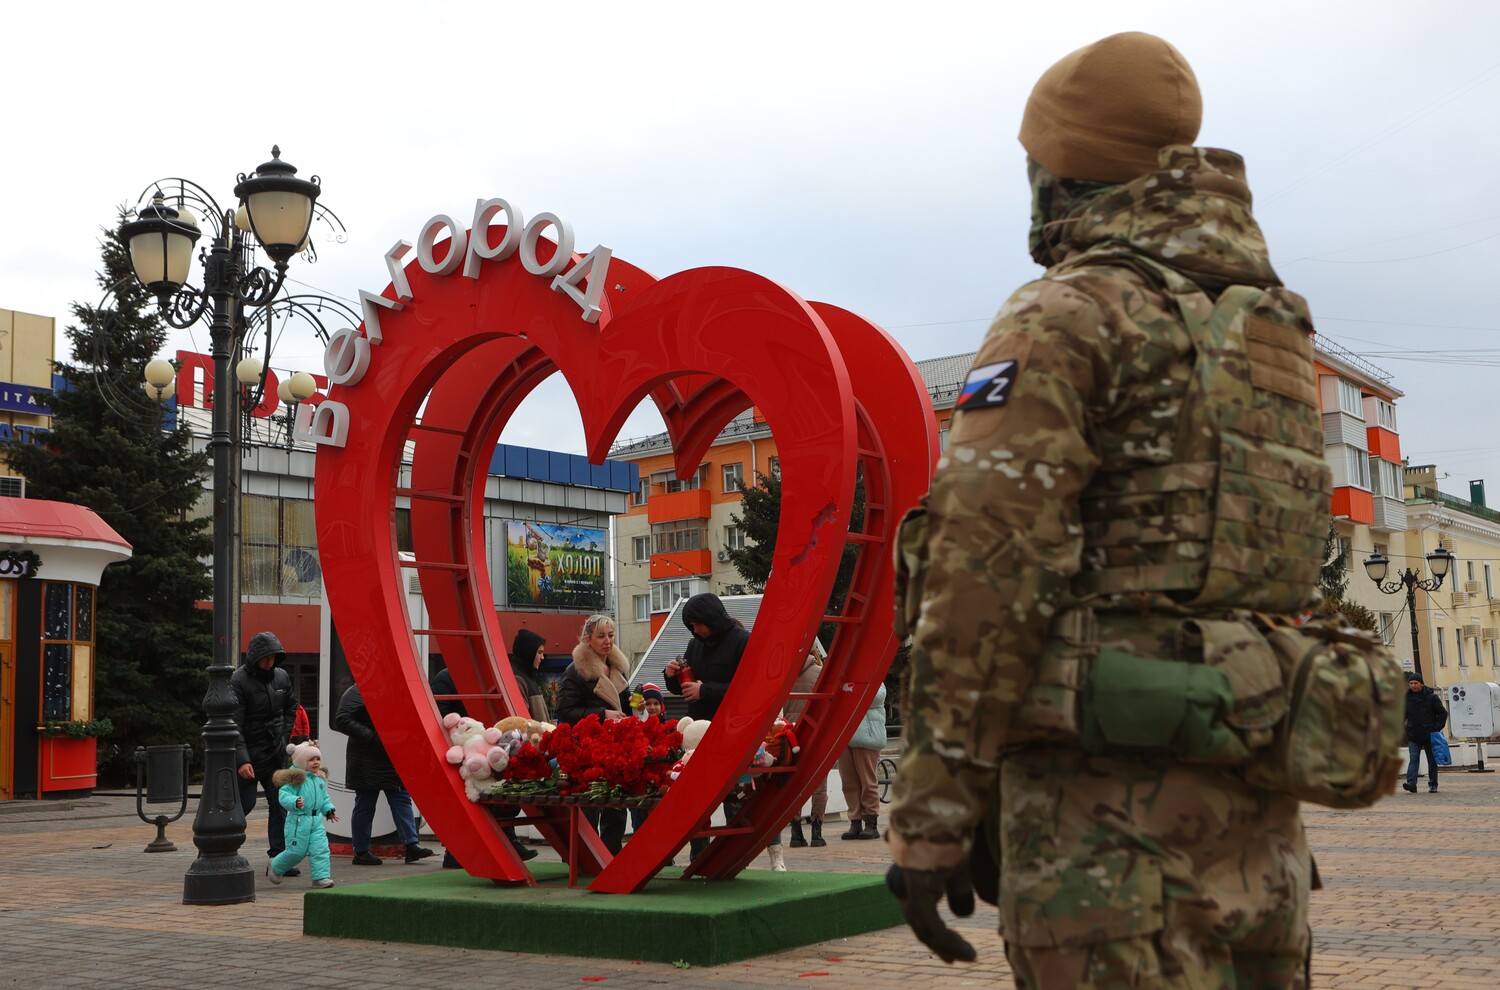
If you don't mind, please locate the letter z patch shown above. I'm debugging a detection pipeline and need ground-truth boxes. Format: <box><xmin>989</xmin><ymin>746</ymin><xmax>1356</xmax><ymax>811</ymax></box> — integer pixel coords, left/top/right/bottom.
<box><xmin>956</xmin><ymin>361</ymin><xmax>1018</xmax><ymax>411</ymax></box>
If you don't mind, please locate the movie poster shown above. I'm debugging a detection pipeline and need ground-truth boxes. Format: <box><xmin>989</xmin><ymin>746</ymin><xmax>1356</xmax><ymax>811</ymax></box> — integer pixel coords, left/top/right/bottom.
<box><xmin>505</xmin><ymin>521</ymin><xmax>607</xmax><ymax>611</ymax></box>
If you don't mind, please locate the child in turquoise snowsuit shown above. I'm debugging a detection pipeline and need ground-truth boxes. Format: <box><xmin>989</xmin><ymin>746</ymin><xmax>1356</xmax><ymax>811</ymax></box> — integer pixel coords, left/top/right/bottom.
<box><xmin>269</xmin><ymin>741</ymin><xmax>338</xmax><ymax>887</ymax></box>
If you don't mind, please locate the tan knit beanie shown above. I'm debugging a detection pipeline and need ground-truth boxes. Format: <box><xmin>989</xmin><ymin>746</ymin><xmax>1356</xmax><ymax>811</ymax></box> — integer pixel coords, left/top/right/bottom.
<box><xmin>1019</xmin><ymin>32</ymin><xmax>1202</xmax><ymax>183</ymax></box>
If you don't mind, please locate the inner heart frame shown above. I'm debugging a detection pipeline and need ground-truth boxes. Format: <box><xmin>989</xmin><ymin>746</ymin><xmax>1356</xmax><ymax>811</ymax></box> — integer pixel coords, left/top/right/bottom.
<box><xmin>314</xmin><ymin>232</ymin><xmax>937</xmax><ymax>893</ymax></box>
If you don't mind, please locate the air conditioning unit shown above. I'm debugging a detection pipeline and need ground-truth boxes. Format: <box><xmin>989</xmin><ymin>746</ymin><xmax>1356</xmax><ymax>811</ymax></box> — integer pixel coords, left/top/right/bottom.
<box><xmin>1452</xmin><ymin>592</ymin><xmax>1469</xmax><ymax>608</ymax></box>
<box><xmin>1483</xmin><ymin>627</ymin><xmax>1499</xmax><ymax>642</ymax></box>
<box><xmin>0</xmin><ymin>475</ymin><xmax>23</xmax><ymax>498</ymax></box>
<box><xmin>1466</xmin><ymin>580</ymin><xmax>1483</xmax><ymax>595</ymax></box>
<box><xmin>1465</xmin><ymin>622</ymin><xmax>1483</xmax><ymax>639</ymax></box>
<box><xmin>1490</xmin><ymin>597</ymin><xmax>1500</xmax><ymax>611</ymax></box>
<box><xmin>1439</xmin><ymin>535</ymin><xmax>1457</xmax><ymax>551</ymax></box>
<box><xmin>716</xmin><ymin>550</ymin><xmax>731</xmax><ymax>563</ymax></box>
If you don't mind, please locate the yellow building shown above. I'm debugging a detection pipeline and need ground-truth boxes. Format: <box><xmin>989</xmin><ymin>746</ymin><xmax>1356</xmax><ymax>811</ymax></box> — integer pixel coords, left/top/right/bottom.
<box><xmin>0</xmin><ymin>307</ymin><xmax>56</xmax><ymax>496</ymax></box>
<box><xmin>1390</xmin><ymin>468</ymin><xmax>1500</xmax><ymax>690</ymax></box>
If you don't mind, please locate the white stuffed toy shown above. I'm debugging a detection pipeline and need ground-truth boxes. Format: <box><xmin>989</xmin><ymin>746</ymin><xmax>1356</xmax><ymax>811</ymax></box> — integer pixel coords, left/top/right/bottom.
<box><xmin>442</xmin><ymin>712</ymin><xmax>509</xmax><ymax>800</ymax></box>
<box><xmin>668</xmin><ymin>717</ymin><xmax>710</xmax><ymax>782</ymax></box>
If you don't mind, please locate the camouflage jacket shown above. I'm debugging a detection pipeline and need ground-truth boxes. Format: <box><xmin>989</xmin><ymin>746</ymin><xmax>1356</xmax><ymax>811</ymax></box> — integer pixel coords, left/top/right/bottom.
<box><xmin>889</xmin><ymin>146</ymin><xmax>1315</xmax><ymax>869</ymax></box>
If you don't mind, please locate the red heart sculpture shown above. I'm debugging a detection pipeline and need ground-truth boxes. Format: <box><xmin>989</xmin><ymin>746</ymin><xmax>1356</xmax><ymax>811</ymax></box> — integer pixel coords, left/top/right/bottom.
<box><xmin>314</xmin><ymin>232</ymin><xmax>936</xmax><ymax>892</ymax></box>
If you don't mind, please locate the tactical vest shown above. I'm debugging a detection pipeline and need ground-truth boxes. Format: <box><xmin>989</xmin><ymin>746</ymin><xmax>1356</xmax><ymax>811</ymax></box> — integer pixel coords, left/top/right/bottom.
<box><xmin>1005</xmin><ymin>255</ymin><xmax>1402</xmax><ymax>806</ymax></box>
<box><xmin>1066</xmin><ymin>249</ymin><xmax>1331</xmax><ymax>611</ymax></box>
<box><xmin>888</xmin><ymin>250</ymin><xmax>1402</xmax><ymax>804</ymax></box>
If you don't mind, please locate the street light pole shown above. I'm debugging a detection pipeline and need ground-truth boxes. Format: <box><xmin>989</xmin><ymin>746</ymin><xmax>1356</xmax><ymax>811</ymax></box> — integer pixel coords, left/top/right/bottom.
<box><xmin>1363</xmin><ymin>546</ymin><xmax>1456</xmax><ymax>684</ymax></box>
<box><xmin>121</xmin><ymin>149</ymin><xmax>323</xmax><ymax>905</ymax></box>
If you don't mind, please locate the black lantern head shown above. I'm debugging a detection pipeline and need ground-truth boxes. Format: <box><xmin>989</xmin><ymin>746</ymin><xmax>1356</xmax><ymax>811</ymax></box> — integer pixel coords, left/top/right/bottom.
<box><xmin>233</xmin><ymin>146</ymin><xmax>320</xmax><ymax>266</ymax></box>
<box><xmin>120</xmin><ymin>193</ymin><xmax>201</xmax><ymax>301</ymax></box>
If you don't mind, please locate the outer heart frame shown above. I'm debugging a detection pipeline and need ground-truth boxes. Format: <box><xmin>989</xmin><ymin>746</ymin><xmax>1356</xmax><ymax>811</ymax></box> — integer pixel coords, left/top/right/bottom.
<box><xmin>314</xmin><ymin>234</ymin><xmax>936</xmax><ymax>892</ymax></box>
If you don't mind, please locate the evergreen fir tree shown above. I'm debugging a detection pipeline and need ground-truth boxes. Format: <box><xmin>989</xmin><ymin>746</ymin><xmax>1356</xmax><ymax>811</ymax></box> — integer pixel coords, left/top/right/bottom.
<box><xmin>5</xmin><ymin>217</ymin><xmax>213</xmax><ymax>782</ymax></box>
<box><xmin>727</xmin><ymin>467</ymin><xmax>866</xmax><ymax>644</ymax></box>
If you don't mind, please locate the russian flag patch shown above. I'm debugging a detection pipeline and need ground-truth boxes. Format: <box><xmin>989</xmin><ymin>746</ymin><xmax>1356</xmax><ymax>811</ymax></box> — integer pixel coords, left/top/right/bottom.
<box><xmin>956</xmin><ymin>361</ymin><xmax>1018</xmax><ymax>411</ymax></box>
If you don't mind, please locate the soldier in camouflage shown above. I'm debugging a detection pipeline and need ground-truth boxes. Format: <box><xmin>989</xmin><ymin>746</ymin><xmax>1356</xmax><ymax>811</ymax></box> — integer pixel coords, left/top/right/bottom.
<box><xmin>887</xmin><ymin>33</ymin><xmax>1332</xmax><ymax>988</ymax></box>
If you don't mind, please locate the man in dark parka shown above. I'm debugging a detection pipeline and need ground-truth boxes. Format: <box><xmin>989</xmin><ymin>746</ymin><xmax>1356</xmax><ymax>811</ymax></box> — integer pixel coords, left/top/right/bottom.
<box><xmin>231</xmin><ymin>631</ymin><xmax>299</xmax><ymax>871</ymax></box>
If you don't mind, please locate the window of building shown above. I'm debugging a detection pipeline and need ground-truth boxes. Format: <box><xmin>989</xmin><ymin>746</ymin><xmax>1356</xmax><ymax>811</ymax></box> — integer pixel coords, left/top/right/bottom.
<box><xmin>1468</xmin><ymin>561</ymin><xmax>1477</xmax><ymax>584</ymax></box>
<box><xmin>768</xmin><ymin>456</ymin><xmax>781</xmax><ymax>481</ymax></box>
<box><xmin>723</xmin><ymin>462</ymin><xmax>744</xmax><ymax>492</ymax></box>
<box><xmin>724</xmin><ymin>525</ymin><xmax>745</xmax><ymax>550</ymax></box>
<box><xmin>654</xmin><ymin>465</ymin><xmax>705</xmax><ymax>495</ymax></box>
<box><xmin>1375</xmin><ymin>399</ymin><xmax>1397</xmax><ymax>430</ymax></box>
<box><xmin>1456</xmin><ymin>629</ymin><xmax>1466</xmax><ymax>667</ymax></box>
<box><xmin>1437</xmin><ymin>629</ymin><xmax>1447</xmax><ymax>666</ymax></box>
<box><xmin>651</xmin><ymin>518</ymin><xmax>708</xmax><ymax>554</ymax></box>
<box><xmin>1342</xmin><ymin>446</ymin><xmax>1371</xmax><ymax>490</ymax></box>
<box><xmin>1369</xmin><ymin>459</ymin><xmax>1400</xmax><ymax>498</ymax></box>
<box><xmin>633</xmin><ymin>594</ymin><xmax>649</xmax><ymax>622</ymax></box>
<box><xmin>1338</xmin><ymin>378</ymin><xmax>1363</xmax><ymax>416</ymax></box>
<box><xmin>939</xmin><ymin>428</ymin><xmax>949</xmax><ymax>453</ymax></box>
<box><xmin>241</xmin><ymin>495</ymin><xmax>321</xmax><ymax>597</ymax></box>
<box><xmin>650</xmin><ymin>579</ymin><xmax>697</xmax><ymax>613</ymax></box>
<box><xmin>632</xmin><ymin>535</ymin><xmax>651</xmax><ymax>563</ymax></box>
<box><xmin>1486</xmin><ymin>564</ymin><xmax>1493</xmax><ymax>600</ymax></box>
<box><xmin>635</xmin><ymin>478</ymin><xmax>650</xmax><ymax>505</ymax></box>
<box><xmin>40</xmin><ymin>582</ymin><xmax>95</xmax><ymax>722</ymax></box>
<box><xmin>1378</xmin><ymin>612</ymin><xmax>1397</xmax><ymax>646</ymax></box>
<box><xmin>1491</xmin><ymin>640</ymin><xmax>1498</xmax><ymax>666</ymax></box>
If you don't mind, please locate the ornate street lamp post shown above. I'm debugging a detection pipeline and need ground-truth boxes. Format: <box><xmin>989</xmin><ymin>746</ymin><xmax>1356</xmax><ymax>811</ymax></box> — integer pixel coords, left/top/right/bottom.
<box><xmin>1363</xmin><ymin>545</ymin><xmax>1456</xmax><ymax>684</ymax></box>
<box><xmin>120</xmin><ymin>148</ymin><xmax>325</xmax><ymax>905</ymax></box>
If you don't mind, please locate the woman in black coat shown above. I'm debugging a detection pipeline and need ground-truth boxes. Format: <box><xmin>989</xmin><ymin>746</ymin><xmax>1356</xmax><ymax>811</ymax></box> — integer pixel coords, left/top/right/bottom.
<box><xmin>555</xmin><ymin>614</ymin><xmax>631</xmax><ymax>853</ymax></box>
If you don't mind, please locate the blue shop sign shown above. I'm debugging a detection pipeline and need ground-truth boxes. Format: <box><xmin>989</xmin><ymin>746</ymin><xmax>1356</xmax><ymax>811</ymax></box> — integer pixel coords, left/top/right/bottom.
<box><xmin>0</xmin><ymin>381</ymin><xmax>51</xmax><ymax>415</ymax></box>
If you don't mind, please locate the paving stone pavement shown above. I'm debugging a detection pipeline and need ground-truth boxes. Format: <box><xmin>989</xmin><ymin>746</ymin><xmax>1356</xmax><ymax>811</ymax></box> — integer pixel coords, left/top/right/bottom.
<box><xmin>1</xmin><ymin>770</ymin><xmax>1497</xmax><ymax>989</ymax></box>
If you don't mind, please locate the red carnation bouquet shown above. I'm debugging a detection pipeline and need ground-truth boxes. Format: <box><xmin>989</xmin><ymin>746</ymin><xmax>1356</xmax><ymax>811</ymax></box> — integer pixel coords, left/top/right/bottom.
<box><xmin>478</xmin><ymin>715</ymin><xmax>682</xmax><ymax>804</ymax></box>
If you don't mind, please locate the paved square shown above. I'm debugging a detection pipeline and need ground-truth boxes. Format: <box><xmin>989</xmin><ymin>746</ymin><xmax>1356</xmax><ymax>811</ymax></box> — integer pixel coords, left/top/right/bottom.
<box><xmin>1</xmin><ymin>771</ymin><xmax>1496</xmax><ymax>988</ymax></box>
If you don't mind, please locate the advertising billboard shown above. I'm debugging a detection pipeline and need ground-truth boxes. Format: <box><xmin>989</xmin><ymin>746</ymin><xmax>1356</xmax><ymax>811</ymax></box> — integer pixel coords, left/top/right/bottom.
<box><xmin>505</xmin><ymin>520</ymin><xmax>607</xmax><ymax>611</ymax></box>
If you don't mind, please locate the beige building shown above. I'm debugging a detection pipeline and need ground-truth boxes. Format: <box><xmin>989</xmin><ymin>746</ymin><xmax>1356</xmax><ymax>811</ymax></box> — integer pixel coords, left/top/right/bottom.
<box><xmin>1389</xmin><ymin>468</ymin><xmax>1500</xmax><ymax>690</ymax></box>
<box><xmin>0</xmin><ymin>308</ymin><xmax>55</xmax><ymax>497</ymax></box>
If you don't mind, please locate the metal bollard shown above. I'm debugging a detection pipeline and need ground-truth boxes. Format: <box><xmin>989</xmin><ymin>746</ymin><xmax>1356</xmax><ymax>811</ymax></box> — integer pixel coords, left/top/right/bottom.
<box><xmin>134</xmin><ymin>744</ymin><xmax>192</xmax><ymax>853</ymax></box>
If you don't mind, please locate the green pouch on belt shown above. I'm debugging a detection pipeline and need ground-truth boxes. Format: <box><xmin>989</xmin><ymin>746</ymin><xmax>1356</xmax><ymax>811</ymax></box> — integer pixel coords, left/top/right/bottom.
<box><xmin>1080</xmin><ymin>649</ymin><xmax>1238</xmax><ymax>759</ymax></box>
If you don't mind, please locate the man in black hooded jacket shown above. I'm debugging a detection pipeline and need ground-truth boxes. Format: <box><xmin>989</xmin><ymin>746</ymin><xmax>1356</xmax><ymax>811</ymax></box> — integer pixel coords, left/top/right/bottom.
<box><xmin>664</xmin><ymin>593</ymin><xmax>749</xmax><ymax>719</ymax></box>
<box><xmin>664</xmin><ymin>593</ymin><xmax>751</xmax><ymax>860</ymax></box>
<box><xmin>1404</xmin><ymin>674</ymin><xmax>1448</xmax><ymax>793</ymax></box>
<box><xmin>231</xmin><ymin>630</ymin><xmax>299</xmax><ymax>870</ymax></box>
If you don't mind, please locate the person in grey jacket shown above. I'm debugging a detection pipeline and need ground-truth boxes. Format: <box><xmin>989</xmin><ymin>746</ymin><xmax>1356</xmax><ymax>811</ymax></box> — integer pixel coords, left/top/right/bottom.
<box><xmin>334</xmin><ymin>682</ymin><xmax>434</xmax><ymax>866</ymax></box>
<box><xmin>231</xmin><ymin>631</ymin><xmax>299</xmax><ymax>871</ymax></box>
<box><xmin>838</xmin><ymin>683</ymin><xmax>887</xmax><ymax>840</ymax></box>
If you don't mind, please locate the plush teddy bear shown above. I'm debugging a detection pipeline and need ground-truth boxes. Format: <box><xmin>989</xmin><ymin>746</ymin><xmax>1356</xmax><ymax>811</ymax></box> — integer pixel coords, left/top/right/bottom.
<box><xmin>494</xmin><ymin>715</ymin><xmax>555</xmax><ymax>747</ymax></box>
<box><xmin>442</xmin><ymin>712</ymin><xmax>509</xmax><ymax>798</ymax></box>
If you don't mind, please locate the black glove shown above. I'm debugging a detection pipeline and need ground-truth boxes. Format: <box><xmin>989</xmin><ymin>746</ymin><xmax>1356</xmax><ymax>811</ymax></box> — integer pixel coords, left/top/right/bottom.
<box><xmin>969</xmin><ymin>820</ymin><xmax>999</xmax><ymax>907</ymax></box>
<box><xmin>886</xmin><ymin>863</ymin><xmax>977</xmax><ymax>963</ymax></box>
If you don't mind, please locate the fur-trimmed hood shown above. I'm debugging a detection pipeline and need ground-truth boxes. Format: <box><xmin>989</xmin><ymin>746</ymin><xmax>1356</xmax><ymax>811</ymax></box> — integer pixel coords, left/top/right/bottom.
<box><xmin>571</xmin><ymin>641</ymin><xmax>630</xmax><ymax>711</ymax></box>
<box><xmin>272</xmin><ymin>766</ymin><xmax>326</xmax><ymax>788</ymax></box>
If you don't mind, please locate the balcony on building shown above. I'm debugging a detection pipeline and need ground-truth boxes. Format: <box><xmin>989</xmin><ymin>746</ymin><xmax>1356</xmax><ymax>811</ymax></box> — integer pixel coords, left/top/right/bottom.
<box><xmin>651</xmin><ymin>550</ymin><xmax>712</xmax><ymax>580</ymax></box>
<box><xmin>647</xmin><ymin>487</ymin><xmax>713</xmax><ymax>524</ymax></box>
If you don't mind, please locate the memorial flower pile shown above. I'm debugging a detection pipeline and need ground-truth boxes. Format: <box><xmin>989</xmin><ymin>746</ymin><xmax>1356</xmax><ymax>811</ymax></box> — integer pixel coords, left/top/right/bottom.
<box><xmin>480</xmin><ymin>714</ymin><xmax>683</xmax><ymax>803</ymax></box>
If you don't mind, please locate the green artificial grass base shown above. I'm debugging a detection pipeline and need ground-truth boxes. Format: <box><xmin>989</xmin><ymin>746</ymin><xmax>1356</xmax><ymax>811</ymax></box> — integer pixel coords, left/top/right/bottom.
<box><xmin>304</xmin><ymin>862</ymin><xmax>902</xmax><ymax>965</ymax></box>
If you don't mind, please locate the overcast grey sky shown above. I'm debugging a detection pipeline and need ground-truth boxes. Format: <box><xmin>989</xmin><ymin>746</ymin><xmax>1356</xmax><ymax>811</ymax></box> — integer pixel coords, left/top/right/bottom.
<box><xmin>4</xmin><ymin>2</ymin><xmax>1498</xmax><ymax>498</ymax></box>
